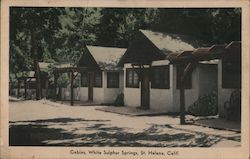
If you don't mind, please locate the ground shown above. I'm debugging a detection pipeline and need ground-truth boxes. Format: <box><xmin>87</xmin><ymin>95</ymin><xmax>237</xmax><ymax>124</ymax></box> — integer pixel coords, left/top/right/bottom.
<box><xmin>9</xmin><ymin>99</ymin><xmax>240</xmax><ymax>147</ymax></box>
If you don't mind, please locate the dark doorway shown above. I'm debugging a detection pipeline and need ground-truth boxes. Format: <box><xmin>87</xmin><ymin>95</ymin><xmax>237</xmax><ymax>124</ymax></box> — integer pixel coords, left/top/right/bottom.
<box><xmin>88</xmin><ymin>72</ymin><xmax>94</xmax><ymax>101</ymax></box>
<box><xmin>140</xmin><ymin>68</ymin><xmax>150</xmax><ymax>109</ymax></box>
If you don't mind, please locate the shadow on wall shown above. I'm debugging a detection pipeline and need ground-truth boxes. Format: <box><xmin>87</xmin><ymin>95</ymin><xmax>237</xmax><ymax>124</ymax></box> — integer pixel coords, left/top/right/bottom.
<box><xmin>9</xmin><ymin>117</ymin><xmax>239</xmax><ymax>147</ymax></box>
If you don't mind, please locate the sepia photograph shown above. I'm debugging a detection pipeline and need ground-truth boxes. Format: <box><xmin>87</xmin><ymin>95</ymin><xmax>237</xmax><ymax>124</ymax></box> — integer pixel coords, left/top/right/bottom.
<box><xmin>1</xmin><ymin>0</ymin><xmax>249</xmax><ymax>159</ymax></box>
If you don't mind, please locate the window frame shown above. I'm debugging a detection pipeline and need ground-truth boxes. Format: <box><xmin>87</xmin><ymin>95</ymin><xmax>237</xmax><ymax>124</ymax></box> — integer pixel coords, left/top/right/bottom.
<box><xmin>94</xmin><ymin>71</ymin><xmax>102</xmax><ymax>88</ymax></box>
<box><xmin>80</xmin><ymin>72</ymin><xmax>88</xmax><ymax>87</ymax></box>
<box><xmin>126</xmin><ymin>68</ymin><xmax>140</xmax><ymax>88</ymax></box>
<box><xmin>151</xmin><ymin>65</ymin><xmax>170</xmax><ymax>89</ymax></box>
<box><xmin>107</xmin><ymin>72</ymin><xmax>120</xmax><ymax>88</ymax></box>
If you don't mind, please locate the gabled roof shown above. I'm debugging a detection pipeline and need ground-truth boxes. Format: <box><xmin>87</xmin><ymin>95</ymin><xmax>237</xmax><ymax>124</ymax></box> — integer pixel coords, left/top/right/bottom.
<box><xmin>140</xmin><ymin>29</ymin><xmax>201</xmax><ymax>55</ymax></box>
<box><xmin>118</xmin><ymin>29</ymin><xmax>204</xmax><ymax>66</ymax></box>
<box><xmin>85</xmin><ymin>45</ymin><xmax>126</xmax><ymax>70</ymax></box>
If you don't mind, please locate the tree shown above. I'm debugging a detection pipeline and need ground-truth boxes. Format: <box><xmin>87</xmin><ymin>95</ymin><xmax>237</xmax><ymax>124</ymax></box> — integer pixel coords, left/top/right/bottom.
<box><xmin>96</xmin><ymin>8</ymin><xmax>159</xmax><ymax>48</ymax></box>
<box><xmin>156</xmin><ymin>8</ymin><xmax>241</xmax><ymax>44</ymax></box>
<box><xmin>10</xmin><ymin>7</ymin><xmax>63</xmax><ymax>99</ymax></box>
<box><xmin>55</xmin><ymin>8</ymin><xmax>102</xmax><ymax>64</ymax></box>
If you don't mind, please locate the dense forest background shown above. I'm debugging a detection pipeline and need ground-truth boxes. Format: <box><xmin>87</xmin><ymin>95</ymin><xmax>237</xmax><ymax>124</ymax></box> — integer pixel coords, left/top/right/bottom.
<box><xmin>10</xmin><ymin>7</ymin><xmax>241</xmax><ymax>80</ymax></box>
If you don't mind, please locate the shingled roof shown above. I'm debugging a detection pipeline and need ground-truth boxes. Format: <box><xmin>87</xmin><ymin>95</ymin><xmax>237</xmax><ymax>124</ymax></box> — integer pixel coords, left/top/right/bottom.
<box><xmin>78</xmin><ymin>46</ymin><xmax>126</xmax><ymax>71</ymax></box>
<box><xmin>140</xmin><ymin>29</ymin><xmax>200</xmax><ymax>54</ymax></box>
<box><xmin>118</xmin><ymin>29</ymin><xmax>205</xmax><ymax>66</ymax></box>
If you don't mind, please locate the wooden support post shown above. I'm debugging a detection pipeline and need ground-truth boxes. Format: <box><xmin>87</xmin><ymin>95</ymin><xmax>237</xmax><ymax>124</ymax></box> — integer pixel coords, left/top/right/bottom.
<box><xmin>180</xmin><ymin>81</ymin><xmax>186</xmax><ymax>125</ymax></box>
<box><xmin>54</xmin><ymin>73</ymin><xmax>58</xmax><ymax>101</ymax></box>
<box><xmin>179</xmin><ymin>65</ymin><xmax>186</xmax><ymax>125</ymax></box>
<box><xmin>24</xmin><ymin>78</ymin><xmax>27</xmax><ymax>100</ymax></box>
<box><xmin>45</xmin><ymin>78</ymin><xmax>49</xmax><ymax>99</ymax></box>
<box><xmin>70</xmin><ymin>71</ymin><xmax>74</xmax><ymax>106</ymax></box>
<box><xmin>17</xmin><ymin>79</ymin><xmax>20</xmax><ymax>98</ymax></box>
<box><xmin>179</xmin><ymin>63</ymin><xmax>197</xmax><ymax>125</ymax></box>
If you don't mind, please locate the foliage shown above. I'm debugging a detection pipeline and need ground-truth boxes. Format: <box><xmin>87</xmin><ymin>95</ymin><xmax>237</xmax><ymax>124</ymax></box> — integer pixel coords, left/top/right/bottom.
<box><xmin>156</xmin><ymin>8</ymin><xmax>241</xmax><ymax>45</ymax></box>
<box><xmin>97</xmin><ymin>8</ymin><xmax>159</xmax><ymax>47</ymax></box>
<box><xmin>56</xmin><ymin>8</ymin><xmax>102</xmax><ymax>64</ymax></box>
<box><xmin>57</xmin><ymin>74</ymin><xmax>69</xmax><ymax>87</ymax></box>
<box><xmin>187</xmin><ymin>92</ymin><xmax>218</xmax><ymax>116</ymax></box>
<box><xmin>73</xmin><ymin>74</ymin><xmax>81</xmax><ymax>87</ymax></box>
<box><xmin>224</xmin><ymin>90</ymin><xmax>241</xmax><ymax>121</ymax></box>
<box><xmin>113</xmin><ymin>93</ymin><xmax>124</xmax><ymax>107</ymax></box>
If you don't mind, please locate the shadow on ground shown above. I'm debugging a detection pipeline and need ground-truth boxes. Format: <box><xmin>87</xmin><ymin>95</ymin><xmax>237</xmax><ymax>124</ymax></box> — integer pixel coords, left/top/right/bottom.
<box><xmin>9</xmin><ymin>117</ymin><xmax>239</xmax><ymax>147</ymax></box>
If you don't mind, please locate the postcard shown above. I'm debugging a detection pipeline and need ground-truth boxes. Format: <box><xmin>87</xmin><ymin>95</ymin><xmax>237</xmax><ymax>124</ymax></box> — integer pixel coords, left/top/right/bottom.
<box><xmin>1</xmin><ymin>0</ymin><xmax>249</xmax><ymax>159</ymax></box>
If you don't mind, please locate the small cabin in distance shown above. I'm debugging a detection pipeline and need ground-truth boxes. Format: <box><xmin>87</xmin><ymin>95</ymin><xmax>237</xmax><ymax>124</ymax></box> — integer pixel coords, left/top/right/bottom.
<box><xmin>77</xmin><ymin>45</ymin><xmax>126</xmax><ymax>104</ymax></box>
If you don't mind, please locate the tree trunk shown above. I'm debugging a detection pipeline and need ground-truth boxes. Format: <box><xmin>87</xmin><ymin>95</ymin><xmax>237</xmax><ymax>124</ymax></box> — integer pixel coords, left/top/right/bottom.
<box><xmin>31</xmin><ymin>31</ymin><xmax>41</xmax><ymax>100</ymax></box>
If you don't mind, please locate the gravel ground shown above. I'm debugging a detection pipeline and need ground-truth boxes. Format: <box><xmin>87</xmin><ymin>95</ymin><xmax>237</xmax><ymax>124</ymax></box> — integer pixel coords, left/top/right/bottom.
<box><xmin>9</xmin><ymin>99</ymin><xmax>241</xmax><ymax>147</ymax></box>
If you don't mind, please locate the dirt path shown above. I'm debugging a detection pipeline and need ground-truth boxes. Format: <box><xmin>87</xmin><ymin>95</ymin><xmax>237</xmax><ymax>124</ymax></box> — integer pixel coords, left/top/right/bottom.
<box><xmin>9</xmin><ymin>100</ymin><xmax>240</xmax><ymax>147</ymax></box>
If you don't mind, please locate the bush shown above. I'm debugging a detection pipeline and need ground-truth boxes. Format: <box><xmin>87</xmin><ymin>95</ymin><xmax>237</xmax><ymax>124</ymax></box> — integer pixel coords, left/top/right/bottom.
<box><xmin>224</xmin><ymin>90</ymin><xmax>241</xmax><ymax>121</ymax></box>
<box><xmin>187</xmin><ymin>92</ymin><xmax>218</xmax><ymax>116</ymax></box>
<box><xmin>113</xmin><ymin>93</ymin><xmax>124</xmax><ymax>107</ymax></box>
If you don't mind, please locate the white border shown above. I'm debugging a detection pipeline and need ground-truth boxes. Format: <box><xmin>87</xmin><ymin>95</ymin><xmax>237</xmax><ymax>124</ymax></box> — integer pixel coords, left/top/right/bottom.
<box><xmin>1</xmin><ymin>0</ymin><xmax>249</xmax><ymax>159</ymax></box>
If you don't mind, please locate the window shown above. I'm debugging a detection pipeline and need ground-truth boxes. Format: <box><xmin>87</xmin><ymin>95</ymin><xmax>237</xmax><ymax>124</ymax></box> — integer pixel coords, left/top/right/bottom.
<box><xmin>222</xmin><ymin>58</ymin><xmax>241</xmax><ymax>88</ymax></box>
<box><xmin>94</xmin><ymin>72</ymin><xmax>102</xmax><ymax>87</ymax></box>
<box><xmin>81</xmin><ymin>72</ymin><xmax>88</xmax><ymax>87</ymax></box>
<box><xmin>107</xmin><ymin>72</ymin><xmax>119</xmax><ymax>88</ymax></box>
<box><xmin>151</xmin><ymin>66</ymin><xmax>170</xmax><ymax>89</ymax></box>
<box><xmin>176</xmin><ymin>65</ymin><xmax>192</xmax><ymax>89</ymax></box>
<box><xmin>126</xmin><ymin>68</ymin><xmax>139</xmax><ymax>88</ymax></box>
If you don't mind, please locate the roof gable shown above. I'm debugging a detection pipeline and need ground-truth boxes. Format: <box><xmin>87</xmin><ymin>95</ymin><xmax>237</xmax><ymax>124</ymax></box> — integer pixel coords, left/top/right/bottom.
<box><xmin>117</xmin><ymin>31</ymin><xmax>166</xmax><ymax>66</ymax></box>
<box><xmin>140</xmin><ymin>29</ymin><xmax>201</xmax><ymax>54</ymax></box>
<box><xmin>118</xmin><ymin>29</ymin><xmax>204</xmax><ymax>66</ymax></box>
<box><xmin>78</xmin><ymin>46</ymin><xmax>126</xmax><ymax>70</ymax></box>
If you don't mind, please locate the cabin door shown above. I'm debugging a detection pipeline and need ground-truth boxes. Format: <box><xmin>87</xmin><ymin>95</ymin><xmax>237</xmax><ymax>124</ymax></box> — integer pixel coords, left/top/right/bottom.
<box><xmin>88</xmin><ymin>72</ymin><xmax>94</xmax><ymax>101</ymax></box>
<box><xmin>140</xmin><ymin>68</ymin><xmax>150</xmax><ymax>109</ymax></box>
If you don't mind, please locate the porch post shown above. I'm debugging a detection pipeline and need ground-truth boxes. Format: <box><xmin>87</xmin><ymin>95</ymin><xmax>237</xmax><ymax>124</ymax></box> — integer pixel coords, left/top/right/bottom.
<box><xmin>70</xmin><ymin>71</ymin><xmax>74</xmax><ymax>106</ymax></box>
<box><xmin>45</xmin><ymin>77</ymin><xmax>49</xmax><ymax>99</ymax></box>
<box><xmin>54</xmin><ymin>73</ymin><xmax>58</xmax><ymax>101</ymax></box>
<box><xmin>17</xmin><ymin>79</ymin><xmax>20</xmax><ymax>98</ymax></box>
<box><xmin>24</xmin><ymin>78</ymin><xmax>27</xmax><ymax>100</ymax></box>
<box><xmin>179</xmin><ymin>65</ymin><xmax>186</xmax><ymax>125</ymax></box>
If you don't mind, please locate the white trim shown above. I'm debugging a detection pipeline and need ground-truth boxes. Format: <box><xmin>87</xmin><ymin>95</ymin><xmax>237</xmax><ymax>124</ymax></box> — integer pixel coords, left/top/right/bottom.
<box><xmin>151</xmin><ymin>59</ymin><xmax>170</xmax><ymax>66</ymax></box>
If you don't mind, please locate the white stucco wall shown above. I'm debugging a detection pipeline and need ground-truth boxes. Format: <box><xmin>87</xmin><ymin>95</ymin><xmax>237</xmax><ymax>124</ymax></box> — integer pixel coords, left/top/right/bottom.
<box><xmin>103</xmin><ymin>71</ymin><xmax>124</xmax><ymax>103</ymax></box>
<box><xmin>172</xmin><ymin>65</ymin><xmax>199</xmax><ymax>112</ymax></box>
<box><xmin>124</xmin><ymin>62</ymin><xmax>174</xmax><ymax>111</ymax></box>
<box><xmin>78</xmin><ymin>70</ymin><xmax>124</xmax><ymax>104</ymax></box>
<box><xmin>122</xmin><ymin>61</ymin><xmax>221</xmax><ymax>113</ymax></box>
<box><xmin>123</xmin><ymin>64</ymin><xmax>141</xmax><ymax>107</ymax></box>
<box><xmin>79</xmin><ymin>87</ymin><xmax>105</xmax><ymax>103</ymax></box>
<box><xmin>123</xmin><ymin>62</ymin><xmax>199</xmax><ymax>112</ymax></box>
<box><xmin>79</xmin><ymin>87</ymin><xmax>88</xmax><ymax>101</ymax></box>
<box><xmin>93</xmin><ymin>87</ymin><xmax>104</xmax><ymax>103</ymax></box>
<box><xmin>124</xmin><ymin>87</ymin><xmax>141</xmax><ymax>107</ymax></box>
<box><xmin>61</xmin><ymin>87</ymin><xmax>80</xmax><ymax>100</ymax></box>
<box><xmin>150</xmin><ymin>63</ymin><xmax>174</xmax><ymax>112</ymax></box>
